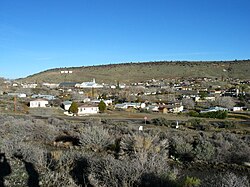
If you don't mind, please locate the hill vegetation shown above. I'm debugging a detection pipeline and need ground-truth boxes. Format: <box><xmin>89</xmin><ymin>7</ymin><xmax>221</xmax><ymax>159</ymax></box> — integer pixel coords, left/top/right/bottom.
<box><xmin>21</xmin><ymin>60</ymin><xmax>250</xmax><ymax>83</ymax></box>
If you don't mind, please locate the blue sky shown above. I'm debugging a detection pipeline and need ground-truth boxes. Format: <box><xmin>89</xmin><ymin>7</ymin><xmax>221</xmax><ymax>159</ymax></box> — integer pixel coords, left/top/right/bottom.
<box><xmin>0</xmin><ymin>0</ymin><xmax>250</xmax><ymax>79</ymax></box>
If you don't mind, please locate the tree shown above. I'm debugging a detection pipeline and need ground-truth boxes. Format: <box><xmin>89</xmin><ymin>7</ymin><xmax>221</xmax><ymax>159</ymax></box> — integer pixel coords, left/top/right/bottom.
<box><xmin>215</xmin><ymin>96</ymin><xmax>235</xmax><ymax>109</ymax></box>
<box><xmin>98</xmin><ymin>100</ymin><xmax>106</xmax><ymax>113</ymax></box>
<box><xmin>199</xmin><ymin>91</ymin><xmax>208</xmax><ymax>100</ymax></box>
<box><xmin>69</xmin><ymin>102</ymin><xmax>78</xmax><ymax>116</ymax></box>
<box><xmin>182</xmin><ymin>98</ymin><xmax>195</xmax><ymax>109</ymax></box>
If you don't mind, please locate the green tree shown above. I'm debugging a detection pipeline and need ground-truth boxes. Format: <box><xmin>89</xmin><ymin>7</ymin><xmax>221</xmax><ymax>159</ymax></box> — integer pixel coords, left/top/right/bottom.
<box><xmin>199</xmin><ymin>91</ymin><xmax>208</xmax><ymax>100</ymax></box>
<box><xmin>69</xmin><ymin>102</ymin><xmax>78</xmax><ymax>116</ymax></box>
<box><xmin>98</xmin><ymin>100</ymin><xmax>106</xmax><ymax>113</ymax></box>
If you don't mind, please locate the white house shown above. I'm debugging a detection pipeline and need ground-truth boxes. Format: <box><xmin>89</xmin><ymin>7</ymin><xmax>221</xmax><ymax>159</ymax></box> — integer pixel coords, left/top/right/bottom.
<box><xmin>22</xmin><ymin>83</ymin><xmax>38</xmax><ymax>88</ymax></box>
<box><xmin>42</xmin><ymin>83</ymin><xmax>59</xmax><ymax>89</ymax></box>
<box><xmin>164</xmin><ymin>104</ymin><xmax>184</xmax><ymax>113</ymax></box>
<box><xmin>232</xmin><ymin>106</ymin><xmax>244</xmax><ymax>112</ymax></box>
<box><xmin>200</xmin><ymin>106</ymin><xmax>228</xmax><ymax>113</ymax></box>
<box><xmin>91</xmin><ymin>99</ymin><xmax>113</xmax><ymax>106</ymax></box>
<box><xmin>115</xmin><ymin>102</ymin><xmax>146</xmax><ymax>110</ymax></box>
<box><xmin>62</xmin><ymin>101</ymin><xmax>72</xmax><ymax>111</ymax></box>
<box><xmin>83</xmin><ymin>97</ymin><xmax>91</xmax><ymax>103</ymax></box>
<box><xmin>31</xmin><ymin>94</ymin><xmax>56</xmax><ymax>100</ymax></box>
<box><xmin>8</xmin><ymin>93</ymin><xmax>27</xmax><ymax>98</ymax></box>
<box><xmin>78</xmin><ymin>104</ymin><xmax>99</xmax><ymax>115</ymax></box>
<box><xmin>171</xmin><ymin>105</ymin><xmax>184</xmax><ymax>113</ymax></box>
<box><xmin>30</xmin><ymin>99</ymin><xmax>49</xmax><ymax>108</ymax></box>
<box><xmin>146</xmin><ymin>105</ymin><xmax>159</xmax><ymax>112</ymax></box>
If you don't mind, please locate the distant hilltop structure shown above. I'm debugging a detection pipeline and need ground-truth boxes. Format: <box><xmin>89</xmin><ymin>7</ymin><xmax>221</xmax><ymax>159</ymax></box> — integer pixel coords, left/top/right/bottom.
<box><xmin>60</xmin><ymin>70</ymin><xmax>73</xmax><ymax>74</ymax></box>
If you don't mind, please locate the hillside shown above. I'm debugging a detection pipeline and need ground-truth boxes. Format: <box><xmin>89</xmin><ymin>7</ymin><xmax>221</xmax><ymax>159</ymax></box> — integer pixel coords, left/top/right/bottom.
<box><xmin>21</xmin><ymin>60</ymin><xmax>250</xmax><ymax>83</ymax></box>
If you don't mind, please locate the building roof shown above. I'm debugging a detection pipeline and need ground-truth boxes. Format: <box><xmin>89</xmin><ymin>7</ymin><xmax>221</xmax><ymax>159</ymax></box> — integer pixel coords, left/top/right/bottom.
<box><xmin>78</xmin><ymin>103</ymin><xmax>98</xmax><ymax>108</ymax></box>
<box><xmin>62</xmin><ymin>101</ymin><xmax>73</xmax><ymax>105</ymax></box>
<box><xmin>59</xmin><ymin>82</ymin><xmax>78</xmax><ymax>88</ymax></box>
<box><xmin>30</xmin><ymin>98</ymin><xmax>48</xmax><ymax>102</ymax></box>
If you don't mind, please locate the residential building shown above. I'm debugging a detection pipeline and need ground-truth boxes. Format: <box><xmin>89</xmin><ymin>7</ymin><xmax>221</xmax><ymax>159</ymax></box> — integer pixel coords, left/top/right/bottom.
<box><xmin>30</xmin><ymin>99</ymin><xmax>49</xmax><ymax>108</ymax></box>
<box><xmin>62</xmin><ymin>101</ymin><xmax>72</xmax><ymax>111</ymax></box>
<box><xmin>200</xmin><ymin>106</ymin><xmax>228</xmax><ymax>113</ymax></box>
<box><xmin>78</xmin><ymin>104</ymin><xmax>99</xmax><ymax>115</ymax></box>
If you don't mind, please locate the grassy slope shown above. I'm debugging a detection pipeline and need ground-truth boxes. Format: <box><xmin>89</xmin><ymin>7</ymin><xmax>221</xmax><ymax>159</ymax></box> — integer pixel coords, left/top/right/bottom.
<box><xmin>21</xmin><ymin>60</ymin><xmax>250</xmax><ymax>83</ymax></box>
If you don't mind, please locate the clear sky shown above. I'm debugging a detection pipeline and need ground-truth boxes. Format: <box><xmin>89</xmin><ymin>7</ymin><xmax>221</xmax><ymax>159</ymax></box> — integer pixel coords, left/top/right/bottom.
<box><xmin>0</xmin><ymin>0</ymin><xmax>250</xmax><ymax>79</ymax></box>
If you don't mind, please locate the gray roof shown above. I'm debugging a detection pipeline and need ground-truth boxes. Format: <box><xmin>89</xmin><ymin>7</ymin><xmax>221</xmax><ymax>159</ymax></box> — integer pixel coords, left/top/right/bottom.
<box><xmin>59</xmin><ymin>82</ymin><xmax>78</xmax><ymax>88</ymax></box>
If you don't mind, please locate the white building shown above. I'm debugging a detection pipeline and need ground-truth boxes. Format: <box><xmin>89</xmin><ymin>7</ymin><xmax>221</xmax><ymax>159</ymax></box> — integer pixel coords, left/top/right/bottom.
<box><xmin>22</xmin><ymin>83</ymin><xmax>38</xmax><ymax>88</ymax></box>
<box><xmin>30</xmin><ymin>99</ymin><xmax>49</xmax><ymax>108</ymax></box>
<box><xmin>115</xmin><ymin>102</ymin><xmax>146</xmax><ymax>109</ymax></box>
<box><xmin>8</xmin><ymin>93</ymin><xmax>27</xmax><ymax>98</ymax></box>
<box><xmin>42</xmin><ymin>83</ymin><xmax>59</xmax><ymax>89</ymax></box>
<box><xmin>232</xmin><ymin>106</ymin><xmax>244</xmax><ymax>112</ymax></box>
<box><xmin>78</xmin><ymin>104</ymin><xmax>99</xmax><ymax>115</ymax></box>
<box><xmin>91</xmin><ymin>99</ymin><xmax>113</xmax><ymax>106</ymax></box>
<box><xmin>62</xmin><ymin>101</ymin><xmax>72</xmax><ymax>111</ymax></box>
<box><xmin>76</xmin><ymin>79</ymin><xmax>103</xmax><ymax>88</ymax></box>
<box><xmin>200</xmin><ymin>106</ymin><xmax>228</xmax><ymax>113</ymax></box>
<box><xmin>171</xmin><ymin>105</ymin><xmax>184</xmax><ymax>113</ymax></box>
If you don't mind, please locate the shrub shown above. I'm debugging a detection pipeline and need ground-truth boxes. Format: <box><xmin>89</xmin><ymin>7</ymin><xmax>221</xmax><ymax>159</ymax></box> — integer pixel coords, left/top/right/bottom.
<box><xmin>151</xmin><ymin>117</ymin><xmax>171</xmax><ymax>127</ymax></box>
<box><xmin>193</xmin><ymin>140</ymin><xmax>215</xmax><ymax>161</ymax></box>
<box><xmin>200</xmin><ymin>111</ymin><xmax>228</xmax><ymax>119</ymax></box>
<box><xmin>181</xmin><ymin>176</ymin><xmax>201</xmax><ymax>187</ymax></box>
<box><xmin>188</xmin><ymin>111</ymin><xmax>199</xmax><ymax>117</ymax></box>
<box><xmin>170</xmin><ymin>136</ymin><xmax>194</xmax><ymax>161</ymax></box>
<box><xmin>78</xmin><ymin>125</ymin><xmax>114</xmax><ymax>152</ymax></box>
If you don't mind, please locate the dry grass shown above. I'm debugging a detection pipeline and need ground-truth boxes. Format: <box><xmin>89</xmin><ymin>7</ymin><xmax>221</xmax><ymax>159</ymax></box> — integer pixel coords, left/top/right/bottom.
<box><xmin>20</xmin><ymin>60</ymin><xmax>250</xmax><ymax>83</ymax></box>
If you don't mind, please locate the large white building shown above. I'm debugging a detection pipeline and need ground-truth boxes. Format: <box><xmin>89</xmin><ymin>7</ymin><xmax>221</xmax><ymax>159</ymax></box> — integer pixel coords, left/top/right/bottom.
<box><xmin>76</xmin><ymin>79</ymin><xmax>103</xmax><ymax>88</ymax></box>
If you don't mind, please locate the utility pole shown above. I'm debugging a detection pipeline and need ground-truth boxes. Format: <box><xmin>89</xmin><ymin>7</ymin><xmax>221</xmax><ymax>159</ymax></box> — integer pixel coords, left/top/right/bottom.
<box><xmin>92</xmin><ymin>87</ymin><xmax>95</xmax><ymax>98</ymax></box>
<box><xmin>14</xmin><ymin>95</ymin><xmax>17</xmax><ymax>112</ymax></box>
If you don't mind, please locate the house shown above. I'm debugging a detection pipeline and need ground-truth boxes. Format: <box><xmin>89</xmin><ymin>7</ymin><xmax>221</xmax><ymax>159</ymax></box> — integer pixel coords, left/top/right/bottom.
<box><xmin>146</xmin><ymin>105</ymin><xmax>159</xmax><ymax>112</ymax></box>
<box><xmin>115</xmin><ymin>102</ymin><xmax>146</xmax><ymax>110</ymax></box>
<box><xmin>30</xmin><ymin>99</ymin><xmax>49</xmax><ymax>108</ymax></box>
<box><xmin>62</xmin><ymin>101</ymin><xmax>72</xmax><ymax>111</ymax></box>
<box><xmin>195</xmin><ymin>96</ymin><xmax>216</xmax><ymax>102</ymax></box>
<box><xmin>110</xmin><ymin>84</ymin><xmax>126</xmax><ymax>89</ymax></box>
<box><xmin>22</xmin><ymin>83</ymin><xmax>38</xmax><ymax>88</ymax></box>
<box><xmin>8</xmin><ymin>93</ymin><xmax>27</xmax><ymax>98</ymax></box>
<box><xmin>209</xmin><ymin>90</ymin><xmax>222</xmax><ymax>95</ymax></box>
<box><xmin>42</xmin><ymin>83</ymin><xmax>59</xmax><ymax>89</ymax></box>
<box><xmin>200</xmin><ymin>106</ymin><xmax>228</xmax><ymax>113</ymax></box>
<box><xmin>223</xmin><ymin>88</ymin><xmax>239</xmax><ymax>97</ymax></box>
<box><xmin>115</xmin><ymin>103</ymin><xmax>128</xmax><ymax>109</ymax></box>
<box><xmin>91</xmin><ymin>99</ymin><xmax>113</xmax><ymax>106</ymax></box>
<box><xmin>78</xmin><ymin>104</ymin><xmax>99</xmax><ymax>115</ymax></box>
<box><xmin>165</xmin><ymin>105</ymin><xmax>184</xmax><ymax>113</ymax></box>
<box><xmin>232</xmin><ymin>106</ymin><xmax>246</xmax><ymax>112</ymax></box>
<box><xmin>31</xmin><ymin>94</ymin><xmax>56</xmax><ymax>100</ymax></box>
<box><xmin>181</xmin><ymin>86</ymin><xmax>193</xmax><ymax>91</ymax></box>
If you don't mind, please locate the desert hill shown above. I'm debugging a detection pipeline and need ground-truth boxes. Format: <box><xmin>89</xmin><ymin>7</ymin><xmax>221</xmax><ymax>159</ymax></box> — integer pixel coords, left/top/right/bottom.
<box><xmin>21</xmin><ymin>60</ymin><xmax>250</xmax><ymax>83</ymax></box>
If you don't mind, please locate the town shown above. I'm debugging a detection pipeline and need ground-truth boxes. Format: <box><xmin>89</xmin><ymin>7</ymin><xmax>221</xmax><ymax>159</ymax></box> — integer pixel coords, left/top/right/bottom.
<box><xmin>0</xmin><ymin>73</ymin><xmax>249</xmax><ymax>120</ymax></box>
<box><xmin>1</xmin><ymin>0</ymin><xmax>250</xmax><ymax>185</ymax></box>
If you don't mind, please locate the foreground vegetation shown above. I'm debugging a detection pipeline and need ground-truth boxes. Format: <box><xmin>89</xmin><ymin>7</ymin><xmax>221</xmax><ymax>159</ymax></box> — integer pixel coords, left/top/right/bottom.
<box><xmin>0</xmin><ymin>115</ymin><xmax>249</xmax><ymax>186</ymax></box>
